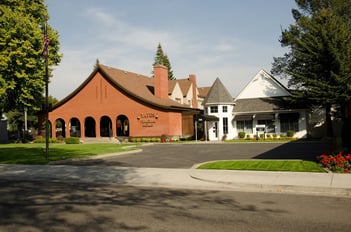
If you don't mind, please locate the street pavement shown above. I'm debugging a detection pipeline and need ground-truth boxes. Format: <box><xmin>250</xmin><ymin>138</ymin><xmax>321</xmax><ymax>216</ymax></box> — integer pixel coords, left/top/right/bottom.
<box><xmin>57</xmin><ymin>142</ymin><xmax>332</xmax><ymax>168</ymax></box>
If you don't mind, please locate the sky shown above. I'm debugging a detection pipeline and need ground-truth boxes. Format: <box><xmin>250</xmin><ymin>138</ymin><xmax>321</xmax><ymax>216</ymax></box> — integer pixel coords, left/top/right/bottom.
<box><xmin>46</xmin><ymin>0</ymin><xmax>297</xmax><ymax>100</ymax></box>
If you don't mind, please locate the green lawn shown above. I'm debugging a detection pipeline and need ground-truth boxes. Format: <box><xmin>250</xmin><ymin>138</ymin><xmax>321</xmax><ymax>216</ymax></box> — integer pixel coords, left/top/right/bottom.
<box><xmin>197</xmin><ymin>160</ymin><xmax>326</xmax><ymax>172</ymax></box>
<box><xmin>0</xmin><ymin>143</ymin><xmax>138</xmax><ymax>165</ymax></box>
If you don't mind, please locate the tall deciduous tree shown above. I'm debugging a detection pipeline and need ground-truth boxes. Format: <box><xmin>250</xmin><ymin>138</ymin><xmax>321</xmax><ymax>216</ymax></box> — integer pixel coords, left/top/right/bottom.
<box><xmin>272</xmin><ymin>0</ymin><xmax>351</xmax><ymax>147</ymax></box>
<box><xmin>0</xmin><ymin>0</ymin><xmax>61</xmax><ymax>115</ymax></box>
<box><xmin>152</xmin><ymin>43</ymin><xmax>175</xmax><ymax>80</ymax></box>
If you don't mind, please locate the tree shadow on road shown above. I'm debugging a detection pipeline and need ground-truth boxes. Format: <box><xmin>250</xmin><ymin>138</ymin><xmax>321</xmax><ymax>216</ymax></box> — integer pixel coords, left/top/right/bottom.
<box><xmin>0</xmin><ymin>180</ymin><xmax>289</xmax><ymax>232</ymax></box>
<box><xmin>253</xmin><ymin>141</ymin><xmax>332</xmax><ymax>161</ymax></box>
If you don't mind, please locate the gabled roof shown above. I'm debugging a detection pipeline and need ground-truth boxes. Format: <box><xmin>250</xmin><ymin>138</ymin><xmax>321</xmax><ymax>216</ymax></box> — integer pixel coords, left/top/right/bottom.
<box><xmin>203</xmin><ymin>78</ymin><xmax>234</xmax><ymax>105</ymax></box>
<box><xmin>52</xmin><ymin>64</ymin><xmax>197</xmax><ymax>112</ymax></box>
<box><xmin>175</xmin><ymin>79</ymin><xmax>192</xmax><ymax>97</ymax></box>
<box><xmin>235</xmin><ymin>69</ymin><xmax>290</xmax><ymax>100</ymax></box>
<box><xmin>198</xmin><ymin>87</ymin><xmax>211</xmax><ymax>98</ymax></box>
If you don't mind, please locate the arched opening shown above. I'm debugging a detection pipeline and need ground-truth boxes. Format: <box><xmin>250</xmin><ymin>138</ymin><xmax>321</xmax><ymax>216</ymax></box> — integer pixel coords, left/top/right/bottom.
<box><xmin>117</xmin><ymin>115</ymin><xmax>129</xmax><ymax>136</ymax></box>
<box><xmin>55</xmin><ymin>118</ymin><xmax>66</xmax><ymax>138</ymax></box>
<box><xmin>100</xmin><ymin>116</ymin><xmax>112</xmax><ymax>137</ymax></box>
<box><xmin>85</xmin><ymin>117</ymin><xmax>96</xmax><ymax>137</ymax></box>
<box><xmin>70</xmin><ymin>117</ymin><xmax>81</xmax><ymax>137</ymax></box>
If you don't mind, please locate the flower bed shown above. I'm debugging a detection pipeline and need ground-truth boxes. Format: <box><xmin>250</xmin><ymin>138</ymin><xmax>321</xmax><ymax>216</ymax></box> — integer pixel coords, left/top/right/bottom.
<box><xmin>318</xmin><ymin>151</ymin><xmax>351</xmax><ymax>173</ymax></box>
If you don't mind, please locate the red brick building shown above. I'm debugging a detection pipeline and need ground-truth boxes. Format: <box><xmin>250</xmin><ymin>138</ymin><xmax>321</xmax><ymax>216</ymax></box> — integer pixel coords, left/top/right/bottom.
<box><xmin>45</xmin><ymin>64</ymin><xmax>202</xmax><ymax>140</ymax></box>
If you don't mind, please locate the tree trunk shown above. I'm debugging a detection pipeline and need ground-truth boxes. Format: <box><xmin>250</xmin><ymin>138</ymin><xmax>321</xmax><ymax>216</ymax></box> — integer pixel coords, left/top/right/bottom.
<box><xmin>325</xmin><ymin>104</ymin><xmax>333</xmax><ymax>138</ymax></box>
<box><xmin>341</xmin><ymin>101</ymin><xmax>351</xmax><ymax>150</ymax></box>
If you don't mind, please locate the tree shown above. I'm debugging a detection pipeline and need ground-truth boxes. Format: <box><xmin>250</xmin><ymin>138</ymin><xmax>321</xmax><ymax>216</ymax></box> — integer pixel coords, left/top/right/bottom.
<box><xmin>0</xmin><ymin>0</ymin><xmax>61</xmax><ymax>115</ymax></box>
<box><xmin>5</xmin><ymin>95</ymin><xmax>58</xmax><ymax>141</ymax></box>
<box><xmin>271</xmin><ymin>0</ymin><xmax>351</xmax><ymax>147</ymax></box>
<box><xmin>152</xmin><ymin>43</ymin><xmax>175</xmax><ymax>80</ymax></box>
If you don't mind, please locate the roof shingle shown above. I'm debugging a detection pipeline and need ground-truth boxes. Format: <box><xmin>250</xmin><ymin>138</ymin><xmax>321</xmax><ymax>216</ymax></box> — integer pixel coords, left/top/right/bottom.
<box><xmin>203</xmin><ymin>78</ymin><xmax>234</xmax><ymax>105</ymax></box>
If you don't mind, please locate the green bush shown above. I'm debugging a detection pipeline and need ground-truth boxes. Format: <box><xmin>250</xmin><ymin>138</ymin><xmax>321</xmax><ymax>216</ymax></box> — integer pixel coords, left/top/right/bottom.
<box><xmin>64</xmin><ymin>137</ymin><xmax>80</xmax><ymax>144</ymax></box>
<box><xmin>266</xmin><ymin>134</ymin><xmax>271</xmax><ymax>139</ymax></box>
<box><xmin>273</xmin><ymin>134</ymin><xmax>278</xmax><ymax>139</ymax></box>
<box><xmin>286</xmin><ymin>130</ymin><xmax>295</xmax><ymax>138</ymax></box>
<box><xmin>238</xmin><ymin>131</ymin><xmax>246</xmax><ymax>139</ymax></box>
<box><xmin>57</xmin><ymin>136</ymin><xmax>65</xmax><ymax>143</ymax></box>
<box><xmin>246</xmin><ymin>134</ymin><xmax>251</xmax><ymax>139</ymax></box>
<box><xmin>259</xmin><ymin>134</ymin><xmax>265</xmax><ymax>139</ymax></box>
<box><xmin>34</xmin><ymin>137</ymin><xmax>58</xmax><ymax>143</ymax></box>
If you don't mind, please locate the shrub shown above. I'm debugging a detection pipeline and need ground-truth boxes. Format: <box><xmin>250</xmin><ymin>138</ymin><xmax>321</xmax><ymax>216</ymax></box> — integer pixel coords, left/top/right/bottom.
<box><xmin>246</xmin><ymin>134</ymin><xmax>251</xmax><ymax>140</ymax></box>
<box><xmin>286</xmin><ymin>130</ymin><xmax>295</xmax><ymax>138</ymax></box>
<box><xmin>273</xmin><ymin>134</ymin><xmax>278</xmax><ymax>139</ymax></box>
<box><xmin>34</xmin><ymin>137</ymin><xmax>57</xmax><ymax>143</ymax></box>
<box><xmin>266</xmin><ymin>134</ymin><xmax>271</xmax><ymax>139</ymax></box>
<box><xmin>57</xmin><ymin>136</ymin><xmax>65</xmax><ymax>143</ymax></box>
<box><xmin>259</xmin><ymin>134</ymin><xmax>265</xmax><ymax>139</ymax></box>
<box><xmin>64</xmin><ymin>137</ymin><xmax>80</xmax><ymax>144</ymax></box>
<box><xmin>238</xmin><ymin>131</ymin><xmax>246</xmax><ymax>139</ymax></box>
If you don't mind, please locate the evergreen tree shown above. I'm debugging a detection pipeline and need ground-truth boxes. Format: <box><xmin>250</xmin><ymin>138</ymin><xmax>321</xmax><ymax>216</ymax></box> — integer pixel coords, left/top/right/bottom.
<box><xmin>272</xmin><ymin>0</ymin><xmax>351</xmax><ymax>146</ymax></box>
<box><xmin>152</xmin><ymin>43</ymin><xmax>175</xmax><ymax>80</ymax></box>
<box><xmin>0</xmin><ymin>0</ymin><xmax>62</xmax><ymax>115</ymax></box>
<box><xmin>163</xmin><ymin>54</ymin><xmax>175</xmax><ymax>80</ymax></box>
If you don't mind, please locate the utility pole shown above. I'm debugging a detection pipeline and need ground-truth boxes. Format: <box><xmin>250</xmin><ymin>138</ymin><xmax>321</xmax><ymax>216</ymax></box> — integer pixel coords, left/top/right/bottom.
<box><xmin>43</xmin><ymin>20</ymin><xmax>50</xmax><ymax>160</ymax></box>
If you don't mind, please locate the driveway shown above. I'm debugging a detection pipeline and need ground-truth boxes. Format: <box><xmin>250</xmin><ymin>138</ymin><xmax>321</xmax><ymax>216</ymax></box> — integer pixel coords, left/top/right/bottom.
<box><xmin>60</xmin><ymin>141</ymin><xmax>331</xmax><ymax>168</ymax></box>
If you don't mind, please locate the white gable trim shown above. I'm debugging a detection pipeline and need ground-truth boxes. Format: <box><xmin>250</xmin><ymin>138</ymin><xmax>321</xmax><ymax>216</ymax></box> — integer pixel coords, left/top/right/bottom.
<box><xmin>236</xmin><ymin>69</ymin><xmax>290</xmax><ymax>100</ymax></box>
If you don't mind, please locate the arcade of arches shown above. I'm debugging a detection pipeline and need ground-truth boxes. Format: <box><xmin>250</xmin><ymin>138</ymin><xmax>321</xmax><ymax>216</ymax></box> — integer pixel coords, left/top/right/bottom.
<box><xmin>53</xmin><ymin>115</ymin><xmax>129</xmax><ymax>138</ymax></box>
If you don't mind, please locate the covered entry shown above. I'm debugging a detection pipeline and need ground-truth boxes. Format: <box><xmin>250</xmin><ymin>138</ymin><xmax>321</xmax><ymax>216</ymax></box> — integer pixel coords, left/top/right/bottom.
<box><xmin>100</xmin><ymin>116</ymin><xmax>112</xmax><ymax>137</ymax></box>
<box><xmin>85</xmin><ymin>117</ymin><xmax>96</xmax><ymax>137</ymax></box>
<box><xmin>117</xmin><ymin>115</ymin><xmax>129</xmax><ymax>136</ymax></box>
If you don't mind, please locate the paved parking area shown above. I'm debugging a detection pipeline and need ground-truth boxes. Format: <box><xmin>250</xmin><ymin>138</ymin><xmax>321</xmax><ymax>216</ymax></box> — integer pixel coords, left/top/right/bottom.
<box><xmin>60</xmin><ymin>142</ymin><xmax>331</xmax><ymax>168</ymax></box>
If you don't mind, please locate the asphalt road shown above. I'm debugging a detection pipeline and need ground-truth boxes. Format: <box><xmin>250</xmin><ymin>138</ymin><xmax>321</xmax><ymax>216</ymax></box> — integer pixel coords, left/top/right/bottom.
<box><xmin>61</xmin><ymin>142</ymin><xmax>331</xmax><ymax>168</ymax></box>
<box><xmin>0</xmin><ymin>180</ymin><xmax>349</xmax><ymax>232</ymax></box>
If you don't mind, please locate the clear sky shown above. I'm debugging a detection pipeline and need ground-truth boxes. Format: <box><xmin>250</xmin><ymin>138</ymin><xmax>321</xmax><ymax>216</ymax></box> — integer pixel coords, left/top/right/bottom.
<box><xmin>46</xmin><ymin>0</ymin><xmax>297</xmax><ymax>100</ymax></box>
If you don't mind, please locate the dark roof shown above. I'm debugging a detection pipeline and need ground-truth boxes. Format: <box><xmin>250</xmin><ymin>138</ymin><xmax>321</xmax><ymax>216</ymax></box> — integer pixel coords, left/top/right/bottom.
<box><xmin>52</xmin><ymin>64</ymin><xmax>199</xmax><ymax>112</ymax></box>
<box><xmin>203</xmin><ymin>78</ymin><xmax>234</xmax><ymax>105</ymax></box>
<box><xmin>233</xmin><ymin>97</ymin><xmax>307</xmax><ymax>113</ymax></box>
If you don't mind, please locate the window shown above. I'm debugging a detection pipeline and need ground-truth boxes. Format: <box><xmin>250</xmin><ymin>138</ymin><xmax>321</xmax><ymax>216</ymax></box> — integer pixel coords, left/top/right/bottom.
<box><xmin>223</xmin><ymin>117</ymin><xmax>228</xmax><ymax>134</ymax></box>
<box><xmin>257</xmin><ymin>120</ymin><xmax>275</xmax><ymax>133</ymax></box>
<box><xmin>279</xmin><ymin>113</ymin><xmax>299</xmax><ymax>133</ymax></box>
<box><xmin>210</xmin><ymin>106</ymin><xmax>218</xmax><ymax>113</ymax></box>
<box><xmin>237</xmin><ymin>120</ymin><xmax>253</xmax><ymax>134</ymax></box>
<box><xmin>280</xmin><ymin>118</ymin><xmax>298</xmax><ymax>133</ymax></box>
<box><xmin>222</xmin><ymin>106</ymin><xmax>228</xmax><ymax>113</ymax></box>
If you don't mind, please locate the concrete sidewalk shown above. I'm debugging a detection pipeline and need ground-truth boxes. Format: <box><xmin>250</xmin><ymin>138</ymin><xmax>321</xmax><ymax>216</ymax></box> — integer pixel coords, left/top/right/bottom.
<box><xmin>0</xmin><ymin>164</ymin><xmax>350</xmax><ymax>197</ymax></box>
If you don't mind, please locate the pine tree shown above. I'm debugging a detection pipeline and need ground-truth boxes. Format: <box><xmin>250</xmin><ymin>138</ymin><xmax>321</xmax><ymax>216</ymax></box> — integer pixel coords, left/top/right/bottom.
<box><xmin>272</xmin><ymin>0</ymin><xmax>351</xmax><ymax>146</ymax></box>
<box><xmin>152</xmin><ymin>43</ymin><xmax>175</xmax><ymax>80</ymax></box>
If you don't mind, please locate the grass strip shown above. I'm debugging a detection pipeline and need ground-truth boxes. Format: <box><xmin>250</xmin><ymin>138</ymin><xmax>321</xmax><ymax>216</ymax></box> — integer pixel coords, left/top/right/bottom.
<box><xmin>0</xmin><ymin>143</ymin><xmax>138</xmax><ymax>165</ymax></box>
<box><xmin>198</xmin><ymin>160</ymin><xmax>326</xmax><ymax>172</ymax></box>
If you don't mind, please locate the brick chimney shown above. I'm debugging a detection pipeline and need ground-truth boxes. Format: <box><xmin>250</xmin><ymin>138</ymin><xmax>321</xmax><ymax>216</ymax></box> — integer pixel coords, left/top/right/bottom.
<box><xmin>188</xmin><ymin>74</ymin><xmax>198</xmax><ymax>108</ymax></box>
<box><xmin>154</xmin><ymin>64</ymin><xmax>169</xmax><ymax>99</ymax></box>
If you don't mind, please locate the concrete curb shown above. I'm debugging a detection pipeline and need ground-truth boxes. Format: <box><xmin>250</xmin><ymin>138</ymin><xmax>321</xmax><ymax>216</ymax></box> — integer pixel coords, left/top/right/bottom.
<box><xmin>49</xmin><ymin>147</ymin><xmax>142</xmax><ymax>165</ymax></box>
<box><xmin>189</xmin><ymin>169</ymin><xmax>351</xmax><ymax>197</ymax></box>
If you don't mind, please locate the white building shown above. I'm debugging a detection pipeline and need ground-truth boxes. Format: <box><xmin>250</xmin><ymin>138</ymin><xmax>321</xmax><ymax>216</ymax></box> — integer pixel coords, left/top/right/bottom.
<box><xmin>203</xmin><ymin>70</ymin><xmax>309</xmax><ymax>140</ymax></box>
